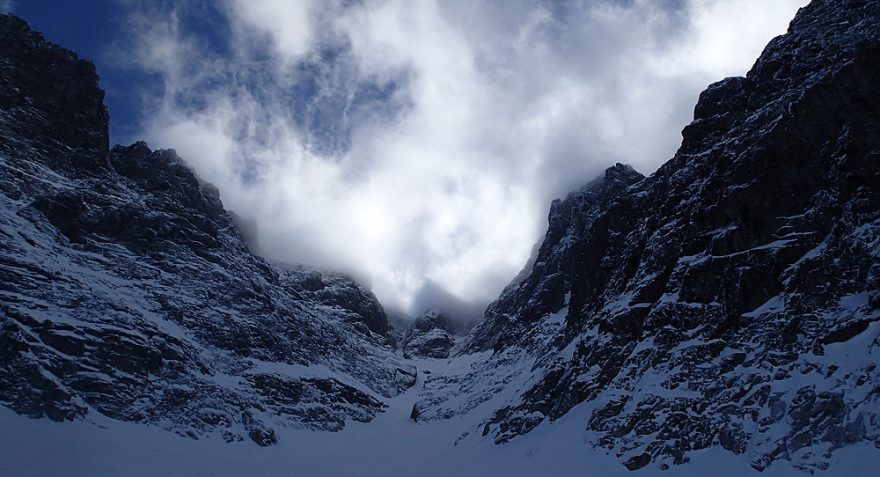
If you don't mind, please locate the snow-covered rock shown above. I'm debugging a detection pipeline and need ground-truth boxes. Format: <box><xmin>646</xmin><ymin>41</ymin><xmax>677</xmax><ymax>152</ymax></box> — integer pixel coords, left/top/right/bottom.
<box><xmin>402</xmin><ymin>311</ymin><xmax>458</xmax><ymax>359</ymax></box>
<box><xmin>2</xmin><ymin>0</ymin><xmax>880</xmax><ymax>473</ymax></box>
<box><xmin>418</xmin><ymin>0</ymin><xmax>880</xmax><ymax>472</ymax></box>
<box><xmin>0</xmin><ymin>13</ymin><xmax>415</xmax><ymax>446</ymax></box>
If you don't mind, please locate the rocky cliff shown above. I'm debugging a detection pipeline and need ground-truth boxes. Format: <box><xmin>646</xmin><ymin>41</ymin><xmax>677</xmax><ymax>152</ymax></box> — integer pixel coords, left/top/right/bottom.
<box><xmin>2</xmin><ymin>0</ymin><xmax>879</xmax><ymax>473</ymax></box>
<box><xmin>401</xmin><ymin>311</ymin><xmax>459</xmax><ymax>359</ymax></box>
<box><xmin>418</xmin><ymin>0</ymin><xmax>880</xmax><ymax>471</ymax></box>
<box><xmin>0</xmin><ymin>13</ymin><xmax>414</xmax><ymax>446</ymax></box>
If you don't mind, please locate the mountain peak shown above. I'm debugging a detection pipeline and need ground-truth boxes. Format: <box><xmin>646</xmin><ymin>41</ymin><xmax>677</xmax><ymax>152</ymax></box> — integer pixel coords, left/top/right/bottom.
<box><xmin>2</xmin><ymin>2</ymin><xmax>879</xmax><ymax>474</ymax></box>
<box><xmin>0</xmin><ymin>14</ymin><xmax>414</xmax><ymax>446</ymax></box>
<box><xmin>0</xmin><ymin>14</ymin><xmax>109</xmax><ymax>167</ymax></box>
<box><xmin>429</xmin><ymin>0</ymin><xmax>880</xmax><ymax>470</ymax></box>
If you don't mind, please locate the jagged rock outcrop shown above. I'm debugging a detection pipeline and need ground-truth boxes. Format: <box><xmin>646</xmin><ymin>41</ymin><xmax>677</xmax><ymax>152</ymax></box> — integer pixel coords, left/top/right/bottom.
<box><xmin>402</xmin><ymin>311</ymin><xmax>458</xmax><ymax>359</ymax></box>
<box><xmin>0</xmin><ymin>14</ymin><xmax>108</xmax><ymax>170</ymax></box>
<box><xmin>280</xmin><ymin>267</ymin><xmax>393</xmax><ymax>340</ymax></box>
<box><xmin>0</xmin><ymin>14</ymin><xmax>414</xmax><ymax>446</ymax></box>
<box><xmin>419</xmin><ymin>0</ymin><xmax>880</xmax><ymax>472</ymax></box>
<box><xmin>2</xmin><ymin>1</ymin><xmax>879</xmax><ymax>472</ymax></box>
<box><xmin>461</xmin><ymin>163</ymin><xmax>645</xmax><ymax>354</ymax></box>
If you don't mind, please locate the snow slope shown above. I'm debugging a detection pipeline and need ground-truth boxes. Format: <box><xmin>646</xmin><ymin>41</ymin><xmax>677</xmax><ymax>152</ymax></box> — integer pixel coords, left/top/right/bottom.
<box><xmin>2</xmin><ymin>1</ymin><xmax>880</xmax><ymax>475</ymax></box>
<box><xmin>2</xmin><ymin>355</ymin><xmax>878</xmax><ymax>476</ymax></box>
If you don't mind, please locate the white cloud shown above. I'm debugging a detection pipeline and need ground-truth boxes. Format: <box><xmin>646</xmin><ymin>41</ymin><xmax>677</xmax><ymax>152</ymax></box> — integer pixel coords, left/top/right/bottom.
<box><xmin>122</xmin><ymin>0</ymin><xmax>806</xmax><ymax>313</ymax></box>
<box><xmin>655</xmin><ymin>0</ymin><xmax>803</xmax><ymax>78</ymax></box>
<box><xmin>227</xmin><ymin>0</ymin><xmax>314</xmax><ymax>65</ymax></box>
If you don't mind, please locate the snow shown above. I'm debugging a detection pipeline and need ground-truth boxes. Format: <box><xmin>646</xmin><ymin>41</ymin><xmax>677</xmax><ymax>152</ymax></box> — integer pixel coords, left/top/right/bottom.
<box><xmin>742</xmin><ymin>294</ymin><xmax>786</xmax><ymax>318</ymax></box>
<box><xmin>2</xmin><ymin>349</ymin><xmax>879</xmax><ymax>476</ymax></box>
<box><xmin>0</xmin><ymin>357</ymin><xmax>624</xmax><ymax>477</ymax></box>
<box><xmin>0</xmin><ymin>316</ymin><xmax>880</xmax><ymax>477</ymax></box>
<box><xmin>3</xmin><ymin>5</ymin><xmax>880</xmax><ymax>473</ymax></box>
<box><xmin>838</xmin><ymin>291</ymin><xmax>868</xmax><ymax>311</ymax></box>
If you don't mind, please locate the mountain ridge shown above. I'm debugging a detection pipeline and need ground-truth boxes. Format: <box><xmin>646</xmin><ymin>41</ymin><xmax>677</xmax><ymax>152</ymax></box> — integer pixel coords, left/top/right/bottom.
<box><xmin>1</xmin><ymin>1</ymin><xmax>879</xmax><ymax>473</ymax></box>
<box><xmin>0</xmin><ymin>12</ymin><xmax>413</xmax><ymax>446</ymax></box>
<box><xmin>416</xmin><ymin>0</ymin><xmax>880</xmax><ymax>471</ymax></box>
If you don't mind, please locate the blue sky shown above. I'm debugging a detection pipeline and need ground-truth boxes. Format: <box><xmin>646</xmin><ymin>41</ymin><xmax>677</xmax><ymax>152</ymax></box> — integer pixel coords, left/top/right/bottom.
<box><xmin>6</xmin><ymin>0</ymin><xmax>234</xmax><ymax>144</ymax></box>
<box><xmin>2</xmin><ymin>0</ymin><xmax>807</xmax><ymax>313</ymax></box>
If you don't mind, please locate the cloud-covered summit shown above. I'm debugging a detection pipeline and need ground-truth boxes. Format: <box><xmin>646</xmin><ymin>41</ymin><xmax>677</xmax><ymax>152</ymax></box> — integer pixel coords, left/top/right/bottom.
<box><xmin>115</xmin><ymin>0</ymin><xmax>805</xmax><ymax>313</ymax></box>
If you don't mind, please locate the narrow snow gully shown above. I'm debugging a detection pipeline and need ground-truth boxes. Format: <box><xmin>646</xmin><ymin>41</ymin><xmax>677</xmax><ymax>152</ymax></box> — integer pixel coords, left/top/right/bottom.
<box><xmin>5</xmin><ymin>351</ymin><xmax>877</xmax><ymax>477</ymax></box>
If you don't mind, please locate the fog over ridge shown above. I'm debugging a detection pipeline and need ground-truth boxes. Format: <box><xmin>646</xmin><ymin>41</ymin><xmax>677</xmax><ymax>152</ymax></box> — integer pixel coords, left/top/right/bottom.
<box><xmin>115</xmin><ymin>0</ymin><xmax>806</xmax><ymax>314</ymax></box>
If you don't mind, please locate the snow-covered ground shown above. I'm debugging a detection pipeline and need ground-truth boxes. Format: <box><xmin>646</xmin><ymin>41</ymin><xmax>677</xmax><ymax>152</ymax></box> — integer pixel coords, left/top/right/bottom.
<box><xmin>2</xmin><ymin>354</ymin><xmax>876</xmax><ymax>476</ymax></box>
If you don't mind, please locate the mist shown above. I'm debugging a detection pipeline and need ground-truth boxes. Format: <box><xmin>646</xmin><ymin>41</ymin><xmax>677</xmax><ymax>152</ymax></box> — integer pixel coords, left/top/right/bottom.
<box><xmin>114</xmin><ymin>0</ymin><xmax>806</xmax><ymax>314</ymax></box>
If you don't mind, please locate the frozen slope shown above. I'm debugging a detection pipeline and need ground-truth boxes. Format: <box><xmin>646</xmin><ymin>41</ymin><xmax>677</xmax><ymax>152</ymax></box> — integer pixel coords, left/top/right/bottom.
<box><xmin>1</xmin><ymin>355</ymin><xmax>878</xmax><ymax>476</ymax></box>
<box><xmin>2</xmin><ymin>1</ymin><xmax>880</xmax><ymax>475</ymax></box>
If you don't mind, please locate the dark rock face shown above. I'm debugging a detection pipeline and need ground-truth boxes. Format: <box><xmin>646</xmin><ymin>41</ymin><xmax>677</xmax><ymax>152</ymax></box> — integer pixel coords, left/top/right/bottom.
<box><xmin>425</xmin><ymin>0</ymin><xmax>880</xmax><ymax>472</ymax></box>
<box><xmin>2</xmin><ymin>2</ymin><xmax>879</xmax><ymax>471</ymax></box>
<box><xmin>281</xmin><ymin>268</ymin><xmax>392</xmax><ymax>340</ymax></box>
<box><xmin>0</xmin><ymin>15</ymin><xmax>108</xmax><ymax>171</ymax></box>
<box><xmin>402</xmin><ymin>311</ymin><xmax>457</xmax><ymax>359</ymax></box>
<box><xmin>461</xmin><ymin>163</ymin><xmax>645</xmax><ymax>354</ymax></box>
<box><xmin>0</xmin><ymin>14</ymin><xmax>414</xmax><ymax>445</ymax></box>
